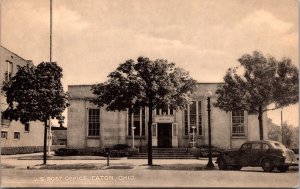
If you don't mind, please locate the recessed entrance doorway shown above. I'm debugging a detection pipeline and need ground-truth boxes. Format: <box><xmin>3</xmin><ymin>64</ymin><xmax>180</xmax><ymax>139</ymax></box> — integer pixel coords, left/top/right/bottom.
<box><xmin>157</xmin><ymin>123</ymin><xmax>172</xmax><ymax>148</ymax></box>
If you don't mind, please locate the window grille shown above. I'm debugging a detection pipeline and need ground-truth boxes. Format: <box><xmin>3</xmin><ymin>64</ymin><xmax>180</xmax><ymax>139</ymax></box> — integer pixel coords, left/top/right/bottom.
<box><xmin>232</xmin><ymin>110</ymin><xmax>245</xmax><ymax>136</ymax></box>
<box><xmin>88</xmin><ymin>109</ymin><xmax>100</xmax><ymax>136</ymax></box>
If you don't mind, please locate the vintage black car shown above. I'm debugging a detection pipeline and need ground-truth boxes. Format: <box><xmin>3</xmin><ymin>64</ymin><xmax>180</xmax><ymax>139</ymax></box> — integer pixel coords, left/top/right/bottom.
<box><xmin>216</xmin><ymin>140</ymin><xmax>298</xmax><ymax>172</ymax></box>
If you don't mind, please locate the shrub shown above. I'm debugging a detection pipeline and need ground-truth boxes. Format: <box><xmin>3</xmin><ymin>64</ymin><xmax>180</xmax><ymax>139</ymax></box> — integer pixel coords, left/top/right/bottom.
<box><xmin>197</xmin><ymin>145</ymin><xmax>223</xmax><ymax>158</ymax></box>
<box><xmin>118</xmin><ymin>150</ymin><xmax>129</xmax><ymax>157</ymax></box>
<box><xmin>127</xmin><ymin>148</ymin><xmax>138</xmax><ymax>157</ymax></box>
<box><xmin>76</xmin><ymin>148</ymin><xmax>100</xmax><ymax>156</ymax></box>
<box><xmin>53</xmin><ymin>146</ymin><xmax>134</xmax><ymax>157</ymax></box>
<box><xmin>112</xmin><ymin>144</ymin><xmax>130</xmax><ymax>151</ymax></box>
<box><xmin>54</xmin><ymin>148</ymin><xmax>78</xmax><ymax>156</ymax></box>
<box><xmin>101</xmin><ymin>149</ymin><xmax>128</xmax><ymax>157</ymax></box>
<box><xmin>1</xmin><ymin>146</ymin><xmax>44</xmax><ymax>155</ymax></box>
<box><xmin>88</xmin><ymin>148</ymin><xmax>129</xmax><ymax>157</ymax></box>
<box><xmin>93</xmin><ymin>149</ymin><xmax>105</xmax><ymax>156</ymax></box>
<box><xmin>138</xmin><ymin>146</ymin><xmax>148</xmax><ymax>153</ymax></box>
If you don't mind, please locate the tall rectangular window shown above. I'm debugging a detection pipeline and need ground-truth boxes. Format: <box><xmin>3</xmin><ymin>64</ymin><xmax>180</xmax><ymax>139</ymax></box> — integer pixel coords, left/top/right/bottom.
<box><xmin>190</xmin><ymin>101</ymin><xmax>197</xmax><ymax>133</ymax></box>
<box><xmin>184</xmin><ymin>101</ymin><xmax>202</xmax><ymax>136</ymax></box>
<box><xmin>141</xmin><ymin>107</ymin><xmax>146</xmax><ymax>136</ymax></box>
<box><xmin>6</xmin><ymin>60</ymin><xmax>13</xmax><ymax>80</ymax></box>
<box><xmin>24</xmin><ymin>122</ymin><xmax>30</xmax><ymax>132</ymax></box>
<box><xmin>128</xmin><ymin>107</ymin><xmax>146</xmax><ymax>136</ymax></box>
<box><xmin>14</xmin><ymin>132</ymin><xmax>20</xmax><ymax>139</ymax></box>
<box><xmin>156</xmin><ymin>105</ymin><xmax>173</xmax><ymax>115</ymax></box>
<box><xmin>133</xmin><ymin>109</ymin><xmax>140</xmax><ymax>136</ymax></box>
<box><xmin>1</xmin><ymin>131</ymin><xmax>8</xmax><ymax>139</ymax></box>
<box><xmin>128</xmin><ymin>112</ymin><xmax>132</xmax><ymax>136</ymax></box>
<box><xmin>162</xmin><ymin>105</ymin><xmax>168</xmax><ymax>115</ymax></box>
<box><xmin>198</xmin><ymin>102</ymin><xmax>202</xmax><ymax>135</ymax></box>
<box><xmin>156</xmin><ymin>108</ymin><xmax>160</xmax><ymax>115</ymax></box>
<box><xmin>184</xmin><ymin>108</ymin><xmax>189</xmax><ymax>135</ymax></box>
<box><xmin>88</xmin><ymin>109</ymin><xmax>100</xmax><ymax>136</ymax></box>
<box><xmin>169</xmin><ymin>108</ymin><xmax>174</xmax><ymax>115</ymax></box>
<box><xmin>232</xmin><ymin>110</ymin><xmax>245</xmax><ymax>136</ymax></box>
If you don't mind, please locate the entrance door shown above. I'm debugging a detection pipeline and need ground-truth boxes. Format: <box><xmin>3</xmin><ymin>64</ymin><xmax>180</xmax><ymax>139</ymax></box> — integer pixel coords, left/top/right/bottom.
<box><xmin>157</xmin><ymin>123</ymin><xmax>172</xmax><ymax>148</ymax></box>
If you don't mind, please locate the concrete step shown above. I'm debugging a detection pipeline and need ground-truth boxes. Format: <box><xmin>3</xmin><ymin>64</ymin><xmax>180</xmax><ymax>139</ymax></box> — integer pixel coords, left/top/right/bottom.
<box><xmin>129</xmin><ymin>154</ymin><xmax>196</xmax><ymax>159</ymax></box>
<box><xmin>152</xmin><ymin>148</ymin><xmax>188</xmax><ymax>151</ymax></box>
<box><xmin>140</xmin><ymin>152</ymin><xmax>188</xmax><ymax>154</ymax></box>
<box><xmin>130</xmin><ymin>148</ymin><xmax>197</xmax><ymax>159</ymax></box>
<box><xmin>128</xmin><ymin>156</ymin><xmax>196</xmax><ymax>159</ymax></box>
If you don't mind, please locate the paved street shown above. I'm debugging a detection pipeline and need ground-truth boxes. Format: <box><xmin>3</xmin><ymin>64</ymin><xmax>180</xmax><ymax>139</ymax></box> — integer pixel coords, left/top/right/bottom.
<box><xmin>1</xmin><ymin>165</ymin><xmax>298</xmax><ymax>188</ymax></box>
<box><xmin>1</xmin><ymin>154</ymin><xmax>298</xmax><ymax>188</ymax></box>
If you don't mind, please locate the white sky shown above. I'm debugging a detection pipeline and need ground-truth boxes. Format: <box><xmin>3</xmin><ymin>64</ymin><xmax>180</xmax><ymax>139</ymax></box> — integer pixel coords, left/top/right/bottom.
<box><xmin>1</xmin><ymin>0</ymin><xmax>299</xmax><ymax>127</ymax></box>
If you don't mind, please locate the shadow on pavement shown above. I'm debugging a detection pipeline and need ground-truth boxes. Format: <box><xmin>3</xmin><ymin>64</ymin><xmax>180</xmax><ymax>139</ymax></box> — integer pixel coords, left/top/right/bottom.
<box><xmin>38</xmin><ymin>163</ymin><xmax>106</xmax><ymax>170</ymax></box>
<box><xmin>1</xmin><ymin>164</ymin><xmax>15</xmax><ymax>169</ymax></box>
<box><xmin>239</xmin><ymin>166</ymin><xmax>299</xmax><ymax>173</ymax></box>
<box><xmin>32</xmin><ymin>163</ymin><xmax>134</xmax><ymax>170</ymax></box>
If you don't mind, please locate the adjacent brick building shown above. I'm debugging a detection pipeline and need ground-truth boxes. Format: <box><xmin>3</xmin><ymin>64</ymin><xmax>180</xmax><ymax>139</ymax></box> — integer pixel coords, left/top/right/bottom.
<box><xmin>67</xmin><ymin>83</ymin><xmax>268</xmax><ymax>150</ymax></box>
<box><xmin>0</xmin><ymin>46</ymin><xmax>44</xmax><ymax>154</ymax></box>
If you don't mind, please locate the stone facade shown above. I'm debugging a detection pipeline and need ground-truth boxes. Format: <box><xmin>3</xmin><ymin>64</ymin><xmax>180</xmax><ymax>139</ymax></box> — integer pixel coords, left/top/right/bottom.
<box><xmin>0</xmin><ymin>46</ymin><xmax>44</xmax><ymax>153</ymax></box>
<box><xmin>67</xmin><ymin>83</ymin><xmax>268</xmax><ymax>150</ymax></box>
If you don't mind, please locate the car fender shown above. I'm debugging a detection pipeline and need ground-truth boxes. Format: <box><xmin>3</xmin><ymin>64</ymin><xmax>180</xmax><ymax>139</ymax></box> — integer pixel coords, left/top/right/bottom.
<box><xmin>260</xmin><ymin>154</ymin><xmax>283</xmax><ymax>166</ymax></box>
<box><xmin>217</xmin><ymin>154</ymin><xmax>235</xmax><ymax>165</ymax></box>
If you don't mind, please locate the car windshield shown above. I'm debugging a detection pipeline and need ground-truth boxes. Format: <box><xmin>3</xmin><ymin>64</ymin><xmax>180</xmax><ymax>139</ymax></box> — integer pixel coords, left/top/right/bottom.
<box><xmin>270</xmin><ymin>142</ymin><xmax>287</xmax><ymax>150</ymax></box>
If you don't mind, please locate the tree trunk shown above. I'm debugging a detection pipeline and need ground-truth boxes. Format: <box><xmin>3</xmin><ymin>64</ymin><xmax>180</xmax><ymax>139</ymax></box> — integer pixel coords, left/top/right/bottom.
<box><xmin>147</xmin><ymin>105</ymin><xmax>153</xmax><ymax>166</ymax></box>
<box><xmin>258</xmin><ymin>107</ymin><xmax>264</xmax><ymax>140</ymax></box>
<box><xmin>43</xmin><ymin>119</ymin><xmax>47</xmax><ymax>164</ymax></box>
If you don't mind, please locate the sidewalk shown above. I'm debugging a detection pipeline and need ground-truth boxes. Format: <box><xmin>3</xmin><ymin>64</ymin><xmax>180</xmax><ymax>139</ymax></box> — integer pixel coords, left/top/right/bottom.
<box><xmin>1</xmin><ymin>152</ymin><xmax>47</xmax><ymax>159</ymax></box>
<box><xmin>17</xmin><ymin>155</ymin><xmax>124</xmax><ymax>160</ymax></box>
<box><xmin>1</xmin><ymin>152</ymin><xmax>216</xmax><ymax>170</ymax></box>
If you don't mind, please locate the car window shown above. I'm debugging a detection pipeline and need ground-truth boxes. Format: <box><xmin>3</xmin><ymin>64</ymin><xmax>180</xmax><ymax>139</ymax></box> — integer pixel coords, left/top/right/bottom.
<box><xmin>241</xmin><ymin>143</ymin><xmax>252</xmax><ymax>150</ymax></box>
<box><xmin>252</xmin><ymin>143</ymin><xmax>261</xmax><ymax>150</ymax></box>
<box><xmin>270</xmin><ymin>142</ymin><xmax>287</xmax><ymax>150</ymax></box>
<box><xmin>262</xmin><ymin>144</ymin><xmax>270</xmax><ymax>150</ymax></box>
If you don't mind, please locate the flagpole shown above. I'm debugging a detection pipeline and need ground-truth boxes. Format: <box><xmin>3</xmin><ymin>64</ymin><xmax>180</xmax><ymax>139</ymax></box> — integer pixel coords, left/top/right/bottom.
<box><xmin>47</xmin><ymin>0</ymin><xmax>53</xmax><ymax>156</ymax></box>
<box><xmin>50</xmin><ymin>0</ymin><xmax>52</xmax><ymax>63</ymax></box>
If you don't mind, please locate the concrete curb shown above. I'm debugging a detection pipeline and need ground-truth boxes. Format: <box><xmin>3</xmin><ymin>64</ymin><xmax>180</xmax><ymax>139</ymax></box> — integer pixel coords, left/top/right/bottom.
<box><xmin>25</xmin><ymin>163</ymin><xmax>215</xmax><ymax>171</ymax></box>
<box><xmin>17</xmin><ymin>156</ymin><xmax>123</xmax><ymax>160</ymax></box>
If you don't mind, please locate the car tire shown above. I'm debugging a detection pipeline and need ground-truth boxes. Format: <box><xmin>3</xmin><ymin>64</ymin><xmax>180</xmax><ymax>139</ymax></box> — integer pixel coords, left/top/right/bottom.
<box><xmin>217</xmin><ymin>157</ymin><xmax>227</xmax><ymax>170</ymax></box>
<box><xmin>261</xmin><ymin>159</ymin><xmax>274</xmax><ymax>172</ymax></box>
<box><xmin>277</xmin><ymin>165</ymin><xmax>289</xmax><ymax>172</ymax></box>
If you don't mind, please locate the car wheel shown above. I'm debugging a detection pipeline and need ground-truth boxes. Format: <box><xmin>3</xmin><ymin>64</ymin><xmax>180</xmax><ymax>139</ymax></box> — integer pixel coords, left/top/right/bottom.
<box><xmin>217</xmin><ymin>157</ymin><xmax>227</xmax><ymax>170</ymax></box>
<box><xmin>261</xmin><ymin>159</ymin><xmax>274</xmax><ymax>172</ymax></box>
<box><xmin>277</xmin><ymin>165</ymin><xmax>289</xmax><ymax>172</ymax></box>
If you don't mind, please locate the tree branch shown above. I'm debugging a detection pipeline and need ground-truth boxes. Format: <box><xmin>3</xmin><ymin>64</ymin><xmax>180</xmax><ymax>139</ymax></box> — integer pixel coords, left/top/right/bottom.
<box><xmin>263</xmin><ymin>106</ymin><xmax>281</xmax><ymax>112</ymax></box>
